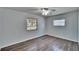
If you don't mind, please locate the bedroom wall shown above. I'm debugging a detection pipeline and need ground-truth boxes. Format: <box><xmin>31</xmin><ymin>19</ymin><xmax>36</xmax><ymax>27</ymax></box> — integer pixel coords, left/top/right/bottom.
<box><xmin>45</xmin><ymin>11</ymin><xmax>78</xmax><ymax>42</ymax></box>
<box><xmin>0</xmin><ymin>8</ymin><xmax>45</xmax><ymax>48</ymax></box>
<box><xmin>0</xmin><ymin>8</ymin><xmax>4</xmax><ymax>47</ymax></box>
<box><xmin>78</xmin><ymin>10</ymin><xmax>79</xmax><ymax>44</ymax></box>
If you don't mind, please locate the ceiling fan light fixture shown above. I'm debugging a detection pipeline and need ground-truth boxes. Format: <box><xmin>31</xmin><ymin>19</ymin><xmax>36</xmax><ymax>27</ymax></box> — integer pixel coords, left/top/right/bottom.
<box><xmin>41</xmin><ymin>8</ymin><xmax>50</xmax><ymax>16</ymax></box>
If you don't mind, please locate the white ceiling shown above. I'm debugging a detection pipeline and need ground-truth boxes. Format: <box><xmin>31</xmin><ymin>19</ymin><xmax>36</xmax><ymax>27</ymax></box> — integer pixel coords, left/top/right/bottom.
<box><xmin>5</xmin><ymin>7</ymin><xmax>78</xmax><ymax>16</ymax></box>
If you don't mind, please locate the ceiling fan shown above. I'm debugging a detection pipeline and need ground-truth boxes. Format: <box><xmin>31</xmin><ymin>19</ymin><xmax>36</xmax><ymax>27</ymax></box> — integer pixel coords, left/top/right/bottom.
<box><xmin>39</xmin><ymin>8</ymin><xmax>56</xmax><ymax>16</ymax></box>
<box><xmin>41</xmin><ymin>8</ymin><xmax>51</xmax><ymax>16</ymax></box>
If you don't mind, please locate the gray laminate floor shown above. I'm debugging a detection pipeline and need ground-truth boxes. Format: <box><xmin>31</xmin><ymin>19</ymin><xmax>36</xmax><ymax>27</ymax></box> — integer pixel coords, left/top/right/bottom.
<box><xmin>8</xmin><ymin>35</ymin><xmax>79</xmax><ymax>51</ymax></box>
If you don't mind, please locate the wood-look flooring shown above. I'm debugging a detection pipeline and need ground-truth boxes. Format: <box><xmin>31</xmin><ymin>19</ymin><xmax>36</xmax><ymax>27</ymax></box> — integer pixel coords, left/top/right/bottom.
<box><xmin>1</xmin><ymin>35</ymin><xmax>79</xmax><ymax>51</ymax></box>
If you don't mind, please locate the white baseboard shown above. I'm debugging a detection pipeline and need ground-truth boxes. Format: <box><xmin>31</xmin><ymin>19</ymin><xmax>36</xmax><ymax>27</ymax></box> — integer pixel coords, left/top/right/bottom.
<box><xmin>47</xmin><ymin>34</ymin><xmax>78</xmax><ymax>42</ymax></box>
<box><xmin>0</xmin><ymin>34</ymin><xmax>45</xmax><ymax>48</ymax></box>
<box><xmin>0</xmin><ymin>34</ymin><xmax>78</xmax><ymax>49</ymax></box>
